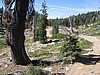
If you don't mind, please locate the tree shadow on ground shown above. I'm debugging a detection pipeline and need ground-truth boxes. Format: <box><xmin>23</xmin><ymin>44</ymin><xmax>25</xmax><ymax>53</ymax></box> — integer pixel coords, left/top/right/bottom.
<box><xmin>76</xmin><ymin>54</ymin><xmax>100</xmax><ymax>65</ymax></box>
<box><xmin>31</xmin><ymin>54</ymin><xmax>100</xmax><ymax>66</ymax></box>
<box><xmin>31</xmin><ymin>60</ymin><xmax>54</xmax><ymax>66</ymax></box>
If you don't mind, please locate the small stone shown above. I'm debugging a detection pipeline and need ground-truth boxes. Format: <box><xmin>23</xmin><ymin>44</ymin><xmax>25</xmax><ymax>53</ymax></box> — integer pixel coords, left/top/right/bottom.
<box><xmin>91</xmin><ymin>71</ymin><xmax>94</xmax><ymax>73</ymax></box>
<box><xmin>5</xmin><ymin>64</ymin><xmax>8</xmax><ymax>68</ymax></box>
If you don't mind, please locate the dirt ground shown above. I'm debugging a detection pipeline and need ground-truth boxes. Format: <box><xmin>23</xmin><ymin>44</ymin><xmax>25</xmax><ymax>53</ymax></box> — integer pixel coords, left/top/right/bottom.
<box><xmin>67</xmin><ymin>35</ymin><xmax>100</xmax><ymax>75</ymax></box>
<box><xmin>1</xmin><ymin>28</ymin><xmax>100</xmax><ymax>74</ymax></box>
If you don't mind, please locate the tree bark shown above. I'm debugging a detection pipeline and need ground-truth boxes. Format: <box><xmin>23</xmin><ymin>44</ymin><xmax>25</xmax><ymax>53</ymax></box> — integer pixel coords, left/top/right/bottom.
<box><xmin>9</xmin><ymin>0</ymin><xmax>31</xmax><ymax>65</ymax></box>
<box><xmin>32</xmin><ymin>16</ymin><xmax>37</xmax><ymax>42</ymax></box>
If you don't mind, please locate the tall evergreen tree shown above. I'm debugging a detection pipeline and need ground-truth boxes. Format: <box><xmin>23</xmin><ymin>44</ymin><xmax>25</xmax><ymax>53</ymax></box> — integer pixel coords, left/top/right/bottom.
<box><xmin>38</xmin><ymin>0</ymin><xmax>48</xmax><ymax>44</ymax></box>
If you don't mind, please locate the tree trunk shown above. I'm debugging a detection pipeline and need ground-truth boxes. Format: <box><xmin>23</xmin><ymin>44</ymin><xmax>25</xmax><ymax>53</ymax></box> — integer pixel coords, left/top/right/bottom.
<box><xmin>32</xmin><ymin>16</ymin><xmax>37</xmax><ymax>42</ymax></box>
<box><xmin>9</xmin><ymin>0</ymin><xmax>31</xmax><ymax>65</ymax></box>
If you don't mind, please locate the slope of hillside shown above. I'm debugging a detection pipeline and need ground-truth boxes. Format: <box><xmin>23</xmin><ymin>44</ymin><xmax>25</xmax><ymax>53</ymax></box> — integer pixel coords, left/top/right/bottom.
<box><xmin>0</xmin><ymin>30</ymin><xmax>93</xmax><ymax>74</ymax></box>
<box><xmin>83</xmin><ymin>21</ymin><xmax>100</xmax><ymax>36</ymax></box>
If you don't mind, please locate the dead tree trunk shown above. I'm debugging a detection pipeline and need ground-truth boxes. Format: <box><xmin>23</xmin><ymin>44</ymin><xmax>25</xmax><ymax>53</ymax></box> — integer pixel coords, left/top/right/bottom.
<box><xmin>32</xmin><ymin>16</ymin><xmax>37</xmax><ymax>42</ymax></box>
<box><xmin>69</xmin><ymin>17</ymin><xmax>74</xmax><ymax>34</ymax></box>
<box><xmin>9</xmin><ymin>0</ymin><xmax>31</xmax><ymax>65</ymax></box>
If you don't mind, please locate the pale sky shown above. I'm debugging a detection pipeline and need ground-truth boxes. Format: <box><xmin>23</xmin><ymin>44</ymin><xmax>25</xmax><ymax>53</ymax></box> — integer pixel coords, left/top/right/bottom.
<box><xmin>0</xmin><ymin>0</ymin><xmax>100</xmax><ymax>19</ymax></box>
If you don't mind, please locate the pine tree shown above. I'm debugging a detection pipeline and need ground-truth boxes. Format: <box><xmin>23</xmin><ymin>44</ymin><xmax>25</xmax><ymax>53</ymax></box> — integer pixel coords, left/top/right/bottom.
<box><xmin>60</xmin><ymin>35</ymin><xmax>82</xmax><ymax>64</ymax></box>
<box><xmin>38</xmin><ymin>0</ymin><xmax>48</xmax><ymax>44</ymax></box>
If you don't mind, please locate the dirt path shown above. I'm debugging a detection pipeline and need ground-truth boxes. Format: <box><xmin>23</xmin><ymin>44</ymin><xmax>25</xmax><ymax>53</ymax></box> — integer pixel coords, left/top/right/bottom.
<box><xmin>67</xmin><ymin>35</ymin><xmax>100</xmax><ymax>75</ymax></box>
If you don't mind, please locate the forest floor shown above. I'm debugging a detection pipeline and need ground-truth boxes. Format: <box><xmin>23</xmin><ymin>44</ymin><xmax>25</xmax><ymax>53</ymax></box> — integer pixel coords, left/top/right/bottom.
<box><xmin>25</xmin><ymin>29</ymin><xmax>99</xmax><ymax>75</ymax></box>
<box><xmin>67</xmin><ymin>35</ymin><xmax>100</xmax><ymax>75</ymax></box>
<box><xmin>0</xmin><ymin>27</ymin><xmax>100</xmax><ymax>75</ymax></box>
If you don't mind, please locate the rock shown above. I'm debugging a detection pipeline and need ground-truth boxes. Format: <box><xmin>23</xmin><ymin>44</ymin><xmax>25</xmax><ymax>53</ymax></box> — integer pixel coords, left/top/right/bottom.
<box><xmin>65</xmin><ymin>67</ymin><xmax>69</xmax><ymax>71</ymax></box>
<box><xmin>91</xmin><ymin>71</ymin><xmax>94</xmax><ymax>73</ymax></box>
<box><xmin>0</xmin><ymin>53</ymin><xmax>4</xmax><ymax>56</ymax></box>
<box><xmin>5</xmin><ymin>64</ymin><xmax>8</xmax><ymax>68</ymax></box>
<box><xmin>7</xmin><ymin>73</ymin><xmax>13</xmax><ymax>75</ymax></box>
<box><xmin>43</xmin><ymin>67</ymin><xmax>52</xmax><ymax>72</ymax></box>
<box><xmin>85</xmin><ymin>49</ymin><xmax>93</xmax><ymax>51</ymax></box>
<box><xmin>52</xmin><ymin>39</ymin><xmax>59</xmax><ymax>42</ymax></box>
<box><xmin>50</xmin><ymin>42</ymin><xmax>55</xmax><ymax>45</ymax></box>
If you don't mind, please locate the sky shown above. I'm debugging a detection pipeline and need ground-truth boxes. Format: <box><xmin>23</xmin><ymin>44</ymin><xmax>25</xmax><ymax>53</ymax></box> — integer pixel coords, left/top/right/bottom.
<box><xmin>0</xmin><ymin>0</ymin><xmax>100</xmax><ymax>19</ymax></box>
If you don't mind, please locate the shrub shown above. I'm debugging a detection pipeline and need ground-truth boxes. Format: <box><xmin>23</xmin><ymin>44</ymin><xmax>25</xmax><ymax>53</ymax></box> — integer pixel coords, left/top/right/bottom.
<box><xmin>0</xmin><ymin>39</ymin><xmax>8</xmax><ymax>49</ymax></box>
<box><xmin>51</xmin><ymin>33</ymin><xmax>67</xmax><ymax>39</ymax></box>
<box><xmin>77</xmin><ymin>38</ymin><xmax>93</xmax><ymax>49</ymax></box>
<box><xmin>0</xmin><ymin>53</ymin><xmax>8</xmax><ymax>58</ymax></box>
<box><xmin>28</xmin><ymin>64</ymin><xmax>48</xmax><ymax>75</ymax></box>
<box><xmin>28</xmin><ymin>50</ymin><xmax>52</xmax><ymax>58</ymax></box>
<box><xmin>60</xmin><ymin>35</ymin><xmax>82</xmax><ymax>64</ymax></box>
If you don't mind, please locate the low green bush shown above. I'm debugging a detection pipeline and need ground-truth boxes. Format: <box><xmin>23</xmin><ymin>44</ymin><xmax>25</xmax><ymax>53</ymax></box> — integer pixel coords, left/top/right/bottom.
<box><xmin>84</xmin><ymin>21</ymin><xmax>100</xmax><ymax>36</ymax></box>
<box><xmin>0</xmin><ymin>39</ymin><xmax>8</xmax><ymax>49</ymax></box>
<box><xmin>28</xmin><ymin>64</ymin><xmax>48</xmax><ymax>75</ymax></box>
<box><xmin>28</xmin><ymin>50</ymin><xmax>52</xmax><ymax>58</ymax></box>
<box><xmin>0</xmin><ymin>53</ymin><xmax>8</xmax><ymax>58</ymax></box>
<box><xmin>77</xmin><ymin>38</ymin><xmax>93</xmax><ymax>49</ymax></box>
<box><xmin>51</xmin><ymin>33</ymin><xmax>68</xmax><ymax>39</ymax></box>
